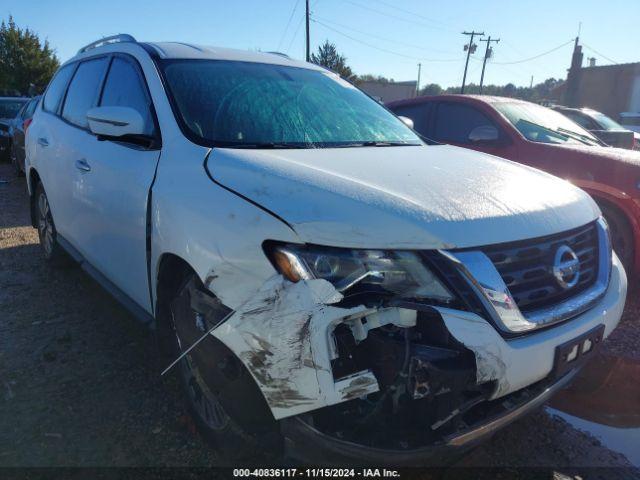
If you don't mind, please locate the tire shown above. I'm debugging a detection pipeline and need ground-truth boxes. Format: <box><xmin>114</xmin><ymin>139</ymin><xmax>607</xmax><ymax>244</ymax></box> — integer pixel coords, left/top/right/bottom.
<box><xmin>11</xmin><ymin>145</ymin><xmax>24</xmax><ymax>177</ymax></box>
<box><xmin>163</xmin><ymin>273</ymin><xmax>282</xmax><ymax>464</ymax></box>
<box><xmin>34</xmin><ymin>182</ymin><xmax>68</xmax><ymax>265</ymax></box>
<box><xmin>599</xmin><ymin>202</ymin><xmax>635</xmax><ymax>275</ymax></box>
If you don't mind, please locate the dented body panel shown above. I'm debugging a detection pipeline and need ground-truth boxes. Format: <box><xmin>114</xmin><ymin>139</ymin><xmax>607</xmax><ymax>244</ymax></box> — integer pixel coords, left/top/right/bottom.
<box><xmin>437</xmin><ymin>253</ymin><xmax>626</xmax><ymax>399</ymax></box>
<box><xmin>207</xmin><ymin>145</ymin><xmax>601</xmax><ymax>249</ymax></box>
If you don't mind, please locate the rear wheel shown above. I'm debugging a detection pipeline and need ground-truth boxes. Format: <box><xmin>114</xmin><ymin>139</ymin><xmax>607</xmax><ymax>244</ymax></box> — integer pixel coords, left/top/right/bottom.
<box><xmin>164</xmin><ymin>273</ymin><xmax>282</xmax><ymax>464</ymax></box>
<box><xmin>35</xmin><ymin>182</ymin><xmax>67</xmax><ymax>265</ymax></box>
<box><xmin>599</xmin><ymin>202</ymin><xmax>635</xmax><ymax>275</ymax></box>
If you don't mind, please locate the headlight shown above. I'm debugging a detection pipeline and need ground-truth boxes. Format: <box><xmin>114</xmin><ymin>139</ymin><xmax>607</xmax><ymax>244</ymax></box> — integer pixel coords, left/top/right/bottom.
<box><xmin>269</xmin><ymin>244</ymin><xmax>454</xmax><ymax>303</ymax></box>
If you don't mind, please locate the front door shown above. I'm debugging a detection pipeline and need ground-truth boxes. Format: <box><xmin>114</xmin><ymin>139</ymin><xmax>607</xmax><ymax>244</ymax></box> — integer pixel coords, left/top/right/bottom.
<box><xmin>68</xmin><ymin>55</ymin><xmax>161</xmax><ymax>313</ymax></box>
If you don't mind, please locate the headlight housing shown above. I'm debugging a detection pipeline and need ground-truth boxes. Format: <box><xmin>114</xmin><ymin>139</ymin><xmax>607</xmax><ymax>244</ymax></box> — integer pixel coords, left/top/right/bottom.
<box><xmin>269</xmin><ymin>244</ymin><xmax>454</xmax><ymax>303</ymax></box>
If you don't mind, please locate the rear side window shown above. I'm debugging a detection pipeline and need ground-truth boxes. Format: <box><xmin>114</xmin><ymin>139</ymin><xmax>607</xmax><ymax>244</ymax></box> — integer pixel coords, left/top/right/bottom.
<box><xmin>25</xmin><ymin>97</ymin><xmax>39</xmax><ymax>119</ymax></box>
<box><xmin>62</xmin><ymin>57</ymin><xmax>109</xmax><ymax>128</ymax></box>
<box><xmin>433</xmin><ymin>102</ymin><xmax>495</xmax><ymax>144</ymax></box>
<box><xmin>43</xmin><ymin>64</ymin><xmax>75</xmax><ymax>113</ymax></box>
<box><xmin>100</xmin><ymin>57</ymin><xmax>155</xmax><ymax>136</ymax></box>
<box><xmin>563</xmin><ymin>111</ymin><xmax>597</xmax><ymax>130</ymax></box>
<box><xmin>392</xmin><ymin>103</ymin><xmax>430</xmax><ymax>136</ymax></box>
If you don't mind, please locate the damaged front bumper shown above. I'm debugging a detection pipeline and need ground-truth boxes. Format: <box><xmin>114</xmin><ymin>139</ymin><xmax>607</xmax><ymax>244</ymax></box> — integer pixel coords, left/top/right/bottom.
<box><xmin>206</xmin><ymin>236</ymin><xmax>626</xmax><ymax>462</ymax></box>
<box><xmin>281</xmin><ymin>367</ymin><xmax>579</xmax><ymax>465</ymax></box>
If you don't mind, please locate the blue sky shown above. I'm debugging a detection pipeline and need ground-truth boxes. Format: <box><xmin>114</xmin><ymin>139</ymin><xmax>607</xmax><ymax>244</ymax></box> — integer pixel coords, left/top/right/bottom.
<box><xmin>2</xmin><ymin>0</ymin><xmax>637</xmax><ymax>88</ymax></box>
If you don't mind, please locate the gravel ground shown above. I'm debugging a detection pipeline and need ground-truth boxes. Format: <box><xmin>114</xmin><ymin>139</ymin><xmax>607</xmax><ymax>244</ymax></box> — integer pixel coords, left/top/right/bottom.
<box><xmin>0</xmin><ymin>162</ymin><xmax>638</xmax><ymax>479</ymax></box>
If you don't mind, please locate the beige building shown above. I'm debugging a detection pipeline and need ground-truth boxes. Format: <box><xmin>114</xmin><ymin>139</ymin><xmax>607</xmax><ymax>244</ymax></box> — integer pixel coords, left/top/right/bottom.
<box><xmin>359</xmin><ymin>80</ymin><xmax>417</xmax><ymax>103</ymax></box>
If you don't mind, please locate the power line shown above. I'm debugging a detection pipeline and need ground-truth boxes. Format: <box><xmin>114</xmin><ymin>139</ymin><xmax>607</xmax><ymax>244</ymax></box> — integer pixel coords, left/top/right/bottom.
<box><xmin>312</xmin><ymin>15</ymin><xmax>457</xmax><ymax>55</ymax></box>
<box><xmin>311</xmin><ymin>18</ymin><xmax>463</xmax><ymax>62</ymax></box>
<box><xmin>286</xmin><ymin>14</ymin><xmax>306</xmax><ymax>53</ymax></box>
<box><xmin>277</xmin><ymin>0</ymin><xmax>301</xmax><ymax>51</ymax></box>
<box><xmin>343</xmin><ymin>0</ymin><xmax>452</xmax><ymax>31</ymax></box>
<box><xmin>492</xmin><ymin>39</ymin><xmax>574</xmax><ymax>65</ymax></box>
<box><xmin>368</xmin><ymin>0</ymin><xmax>455</xmax><ymax>31</ymax></box>
<box><xmin>582</xmin><ymin>43</ymin><xmax>618</xmax><ymax>65</ymax></box>
<box><xmin>286</xmin><ymin>0</ymin><xmax>321</xmax><ymax>54</ymax></box>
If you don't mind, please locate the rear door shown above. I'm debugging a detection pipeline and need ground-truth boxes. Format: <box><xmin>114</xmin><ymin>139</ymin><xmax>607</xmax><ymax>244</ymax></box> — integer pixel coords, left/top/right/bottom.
<box><xmin>69</xmin><ymin>54</ymin><xmax>161</xmax><ymax>312</ymax></box>
<box><xmin>32</xmin><ymin>61</ymin><xmax>79</xmax><ymax>237</ymax></box>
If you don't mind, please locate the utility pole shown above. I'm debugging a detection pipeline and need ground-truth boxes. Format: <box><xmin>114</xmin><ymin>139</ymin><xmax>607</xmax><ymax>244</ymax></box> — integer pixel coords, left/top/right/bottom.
<box><xmin>479</xmin><ymin>36</ymin><xmax>499</xmax><ymax>93</ymax></box>
<box><xmin>305</xmin><ymin>0</ymin><xmax>310</xmax><ymax>62</ymax></box>
<box><xmin>530</xmin><ymin>75</ymin><xmax>534</xmax><ymax>88</ymax></box>
<box><xmin>416</xmin><ymin>63</ymin><xmax>422</xmax><ymax>96</ymax></box>
<box><xmin>461</xmin><ymin>31</ymin><xmax>483</xmax><ymax>94</ymax></box>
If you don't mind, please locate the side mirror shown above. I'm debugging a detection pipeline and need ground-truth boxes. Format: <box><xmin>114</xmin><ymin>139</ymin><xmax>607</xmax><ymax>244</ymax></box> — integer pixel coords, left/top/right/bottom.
<box><xmin>468</xmin><ymin>125</ymin><xmax>499</xmax><ymax>143</ymax></box>
<box><xmin>398</xmin><ymin>116</ymin><xmax>414</xmax><ymax>129</ymax></box>
<box><xmin>87</xmin><ymin>106</ymin><xmax>145</xmax><ymax>138</ymax></box>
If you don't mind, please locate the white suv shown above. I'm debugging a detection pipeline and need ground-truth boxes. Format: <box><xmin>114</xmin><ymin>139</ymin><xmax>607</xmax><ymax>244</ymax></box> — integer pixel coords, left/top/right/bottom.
<box><xmin>26</xmin><ymin>35</ymin><xmax>627</xmax><ymax>464</ymax></box>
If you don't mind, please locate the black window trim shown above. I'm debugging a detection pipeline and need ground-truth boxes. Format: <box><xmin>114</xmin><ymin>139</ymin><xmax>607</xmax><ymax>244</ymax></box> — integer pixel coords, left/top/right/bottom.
<box><xmin>42</xmin><ymin>62</ymin><xmax>78</xmax><ymax>115</ymax></box>
<box><xmin>60</xmin><ymin>55</ymin><xmax>110</xmax><ymax>132</ymax></box>
<box><xmin>97</xmin><ymin>52</ymin><xmax>162</xmax><ymax>150</ymax></box>
<box><xmin>47</xmin><ymin>51</ymin><xmax>162</xmax><ymax>150</ymax></box>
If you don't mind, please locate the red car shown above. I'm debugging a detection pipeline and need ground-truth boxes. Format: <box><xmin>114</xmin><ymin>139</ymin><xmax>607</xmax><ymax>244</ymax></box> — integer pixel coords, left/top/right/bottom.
<box><xmin>388</xmin><ymin>95</ymin><xmax>640</xmax><ymax>276</ymax></box>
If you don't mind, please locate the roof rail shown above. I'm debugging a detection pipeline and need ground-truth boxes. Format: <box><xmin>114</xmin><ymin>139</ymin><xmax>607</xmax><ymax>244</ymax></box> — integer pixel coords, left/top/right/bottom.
<box><xmin>77</xmin><ymin>34</ymin><xmax>137</xmax><ymax>54</ymax></box>
<box><xmin>266</xmin><ymin>51</ymin><xmax>291</xmax><ymax>59</ymax></box>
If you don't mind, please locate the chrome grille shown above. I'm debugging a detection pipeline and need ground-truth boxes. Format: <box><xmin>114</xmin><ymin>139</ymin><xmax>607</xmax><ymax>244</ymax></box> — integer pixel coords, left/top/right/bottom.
<box><xmin>481</xmin><ymin>223</ymin><xmax>599</xmax><ymax>313</ymax></box>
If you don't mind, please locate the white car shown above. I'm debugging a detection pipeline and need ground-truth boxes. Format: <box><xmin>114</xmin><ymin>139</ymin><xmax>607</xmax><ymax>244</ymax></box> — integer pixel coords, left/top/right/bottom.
<box><xmin>26</xmin><ymin>35</ymin><xmax>627</xmax><ymax>465</ymax></box>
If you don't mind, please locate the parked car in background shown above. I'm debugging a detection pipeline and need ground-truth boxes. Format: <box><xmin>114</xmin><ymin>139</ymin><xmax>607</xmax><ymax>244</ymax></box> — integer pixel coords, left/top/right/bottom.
<box><xmin>552</xmin><ymin>105</ymin><xmax>638</xmax><ymax>150</ymax></box>
<box><xmin>0</xmin><ymin>96</ymin><xmax>29</xmax><ymax>161</ymax></box>
<box><xmin>619</xmin><ymin>112</ymin><xmax>640</xmax><ymax>134</ymax></box>
<box><xmin>25</xmin><ymin>35</ymin><xmax>626</xmax><ymax>465</ymax></box>
<box><xmin>388</xmin><ymin>95</ymin><xmax>640</xmax><ymax>276</ymax></box>
<box><xmin>10</xmin><ymin>95</ymin><xmax>40</xmax><ymax>174</ymax></box>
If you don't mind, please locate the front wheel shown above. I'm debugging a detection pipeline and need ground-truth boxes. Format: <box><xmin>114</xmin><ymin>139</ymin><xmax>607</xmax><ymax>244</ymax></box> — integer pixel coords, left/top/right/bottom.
<box><xmin>166</xmin><ymin>274</ymin><xmax>282</xmax><ymax>464</ymax></box>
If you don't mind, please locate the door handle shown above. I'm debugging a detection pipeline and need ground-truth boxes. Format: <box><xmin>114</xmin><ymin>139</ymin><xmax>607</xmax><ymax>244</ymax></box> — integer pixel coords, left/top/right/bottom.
<box><xmin>75</xmin><ymin>159</ymin><xmax>91</xmax><ymax>172</ymax></box>
<box><xmin>37</xmin><ymin>137</ymin><xmax>49</xmax><ymax>147</ymax></box>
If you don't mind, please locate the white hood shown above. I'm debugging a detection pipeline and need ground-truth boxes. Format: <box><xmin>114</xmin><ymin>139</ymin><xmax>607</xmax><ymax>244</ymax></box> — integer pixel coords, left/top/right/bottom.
<box><xmin>207</xmin><ymin>145</ymin><xmax>600</xmax><ymax>249</ymax></box>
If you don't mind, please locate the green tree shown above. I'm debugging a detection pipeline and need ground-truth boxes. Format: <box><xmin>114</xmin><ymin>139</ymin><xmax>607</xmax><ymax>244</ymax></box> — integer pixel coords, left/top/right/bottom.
<box><xmin>310</xmin><ymin>40</ymin><xmax>355</xmax><ymax>81</ymax></box>
<box><xmin>0</xmin><ymin>16</ymin><xmax>59</xmax><ymax>95</ymax></box>
<box><xmin>356</xmin><ymin>74</ymin><xmax>394</xmax><ymax>84</ymax></box>
<box><xmin>419</xmin><ymin>83</ymin><xmax>443</xmax><ymax>96</ymax></box>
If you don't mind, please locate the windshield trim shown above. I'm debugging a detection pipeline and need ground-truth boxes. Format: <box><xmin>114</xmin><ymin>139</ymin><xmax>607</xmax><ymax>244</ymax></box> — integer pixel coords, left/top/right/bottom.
<box><xmin>156</xmin><ymin>58</ymin><xmax>424</xmax><ymax>150</ymax></box>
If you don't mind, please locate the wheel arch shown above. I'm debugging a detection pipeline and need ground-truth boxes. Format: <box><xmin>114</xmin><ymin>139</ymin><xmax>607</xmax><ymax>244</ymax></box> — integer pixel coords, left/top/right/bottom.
<box><xmin>153</xmin><ymin>252</ymin><xmax>278</xmax><ymax>432</ymax></box>
<box><xmin>580</xmin><ymin>184</ymin><xmax>640</xmax><ymax>273</ymax></box>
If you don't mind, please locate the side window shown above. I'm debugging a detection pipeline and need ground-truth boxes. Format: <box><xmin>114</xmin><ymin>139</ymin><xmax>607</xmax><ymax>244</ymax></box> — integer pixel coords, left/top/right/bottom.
<box><xmin>43</xmin><ymin>64</ymin><xmax>76</xmax><ymax>113</ymax></box>
<box><xmin>392</xmin><ymin>104</ymin><xmax>429</xmax><ymax>136</ymax></box>
<box><xmin>433</xmin><ymin>102</ymin><xmax>496</xmax><ymax>144</ymax></box>
<box><xmin>565</xmin><ymin>112</ymin><xmax>596</xmax><ymax>130</ymax></box>
<box><xmin>25</xmin><ymin>97</ymin><xmax>39</xmax><ymax>119</ymax></box>
<box><xmin>100</xmin><ymin>57</ymin><xmax>155</xmax><ymax>136</ymax></box>
<box><xmin>16</xmin><ymin>102</ymin><xmax>29</xmax><ymax>120</ymax></box>
<box><xmin>62</xmin><ymin>57</ymin><xmax>109</xmax><ymax>129</ymax></box>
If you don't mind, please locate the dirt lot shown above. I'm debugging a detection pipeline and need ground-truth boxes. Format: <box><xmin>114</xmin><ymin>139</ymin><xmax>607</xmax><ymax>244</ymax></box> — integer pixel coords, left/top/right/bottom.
<box><xmin>1</xmin><ymin>162</ymin><xmax>638</xmax><ymax>478</ymax></box>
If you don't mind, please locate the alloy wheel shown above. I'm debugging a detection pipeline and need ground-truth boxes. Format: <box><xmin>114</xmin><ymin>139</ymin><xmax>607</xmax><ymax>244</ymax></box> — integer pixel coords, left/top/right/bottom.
<box><xmin>37</xmin><ymin>192</ymin><xmax>54</xmax><ymax>256</ymax></box>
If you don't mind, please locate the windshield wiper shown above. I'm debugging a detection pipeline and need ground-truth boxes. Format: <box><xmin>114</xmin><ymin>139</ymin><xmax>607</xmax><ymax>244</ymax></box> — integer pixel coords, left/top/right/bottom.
<box><xmin>224</xmin><ymin>142</ymin><xmax>310</xmax><ymax>149</ymax></box>
<box><xmin>556</xmin><ymin>127</ymin><xmax>604</xmax><ymax>146</ymax></box>
<box><xmin>335</xmin><ymin>141</ymin><xmax>422</xmax><ymax>148</ymax></box>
